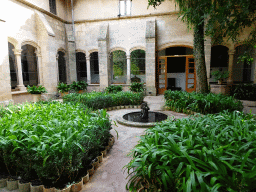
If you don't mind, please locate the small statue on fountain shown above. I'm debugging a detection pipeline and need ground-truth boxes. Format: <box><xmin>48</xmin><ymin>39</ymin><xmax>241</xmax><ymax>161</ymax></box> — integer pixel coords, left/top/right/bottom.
<box><xmin>140</xmin><ymin>102</ymin><xmax>150</xmax><ymax>119</ymax></box>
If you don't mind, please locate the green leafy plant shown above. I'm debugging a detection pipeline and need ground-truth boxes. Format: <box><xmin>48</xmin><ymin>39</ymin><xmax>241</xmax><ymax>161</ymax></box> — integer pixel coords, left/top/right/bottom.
<box><xmin>124</xmin><ymin>110</ymin><xmax>256</xmax><ymax>191</ymax></box>
<box><xmin>0</xmin><ymin>102</ymin><xmax>112</xmax><ymax>186</ymax></box>
<box><xmin>57</xmin><ymin>82</ymin><xmax>70</xmax><ymax>93</ymax></box>
<box><xmin>230</xmin><ymin>83</ymin><xmax>256</xmax><ymax>101</ymax></box>
<box><xmin>130</xmin><ymin>82</ymin><xmax>145</xmax><ymax>93</ymax></box>
<box><xmin>105</xmin><ymin>85</ymin><xmax>122</xmax><ymax>94</ymax></box>
<box><xmin>164</xmin><ymin>90</ymin><xmax>243</xmax><ymax>114</ymax></box>
<box><xmin>131</xmin><ymin>63</ymin><xmax>140</xmax><ymax>77</ymax></box>
<box><xmin>70</xmin><ymin>81</ymin><xmax>88</xmax><ymax>92</ymax></box>
<box><xmin>27</xmin><ymin>85</ymin><xmax>47</xmax><ymax>94</ymax></box>
<box><xmin>211</xmin><ymin>70</ymin><xmax>229</xmax><ymax>81</ymax></box>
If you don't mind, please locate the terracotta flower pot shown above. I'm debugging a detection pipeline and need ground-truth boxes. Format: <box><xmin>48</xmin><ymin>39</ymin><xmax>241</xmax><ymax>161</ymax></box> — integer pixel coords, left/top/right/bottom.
<box><xmin>92</xmin><ymin>158</ymin><xmax>99</xmax><ymax>169</ymax></box>
<box><xmin>0</xmin><ymin>178</ymin><xmax>7</xmax><ymax>188</ymax></box>
<box><xmin>133</xmin><ymin>105</ymin><xmax>138</xmax><ymax>109</ymax></box>
<box><xmin>78</xmin><ymin>90</ymin><xmax>84</xmax><ymax>94</ymax></box>
<box><xmin>71</xmin><ymin>178</ymin><xmax>83</xmax><ymax>192</ymax></box>
<box><xmin>7</xmin><ymin>179</ymin><xmax>18</xmax><ymax>190</ymax></box>
<box><xmin>129</xmin><ymin>105</ymin><xmax>133</xmax><ymax>108</ymax></box>
<box><xmin>125</xmin><ymin>105</ymin><xmax>129</xmax><ymax>109</ymax></box>
<box><xmin>107</xmin><ymin>107</ymin><xmax>112</xmax><ymax>111</ymax></box>
<box><xmin>97</xmin><ymin>153</ymin><xmax>103</xmax><ymax>163</ymax></box>
<box><xmin>56</xmin><ymin>185</ymin><xmax>71</xmax><ymax>192</ymax></box>
<box><xmin>88</xmin><ymin>164</ymin><xmax>94</xmax><ymax>176</ymax></box>
<box><xmin>30</xmin><ymin>183</ymin><xmax>44</xmax><ymax>192</ymax></box>
<box><xmin>116</xmin><ymin>106</ymin><xmax>121</xmax><ymax>109</ymax></box>
<box><xmin>83</xmin><ymin>171</ymin><xmax>89</xmax><ymax>184</ymax></box>
<box><xmin>120</xmin><ymin>106</ymin><xmax>125</xmax><ymax>109</ymax></box>
<box><xmin>112</xmin><ymin>106</ymin><xmax>117</xmax><ymax>110</ymax></box>
<box><xmin>32</xmin><ymin>94</ymin><xmax>41</xmax><ymax>102</ymax></box>
<box><xmin>101</xmin><ymin>149</ymin><xmax>107</xmax><ymax>157</ymax></box>
<box><xmin>43</xmin><ymin>186</ymin><xmax>57</xmax><ymax>192</ymax></box>
<box><xmin>18</xmin><ymin>181</ymin><xmax>30</xmax><ymax>192</ymax></box>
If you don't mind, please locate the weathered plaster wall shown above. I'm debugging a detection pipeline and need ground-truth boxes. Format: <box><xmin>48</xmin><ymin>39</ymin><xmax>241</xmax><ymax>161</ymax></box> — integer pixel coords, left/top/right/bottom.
<box><xmin>73</xmin><ymin>0</ymin><xmax>177</xmax><ymax>21</ymax></box>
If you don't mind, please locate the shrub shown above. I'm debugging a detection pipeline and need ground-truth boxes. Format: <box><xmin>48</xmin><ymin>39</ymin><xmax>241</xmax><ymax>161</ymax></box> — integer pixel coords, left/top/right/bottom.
<box><xmin>57</xmin><ymin>82</ymin><xmax>70</xmax><ymax>93</ymax></box>
<box><xmin>230</xmin><ymin>83</ymin><xmax>256</xmax><ymax>101</ymax></box>
<box><xmin>130</xmin><ymin>82</ymin><xmax>145</xmax><ymax>93</ymax></box>
<box><xmin>27</xmin><ymin>85</ymin><xmax>47</xmax><ymax>94</ymax></box>
<box><xmin>105</xmin><ymin>85</ymin><xmax>123</xmax><ymax>94</ymax></box>
<box><xmin>0</xmin><ymin>102</ymin><xmax>111</xmax><ymax>185</ymax></box>
<box><xmin>70</xmin><ymin>81</ymin><xmax>88</xmax><ymax>92</ymax></box>
<box><xmin>124</xmin><ymin>111</ymin><xmax>256</xmax><ymax>191</ymax></box>
<box><xmin>164</xmin><ymin>90</ymin><xmax>243</xmax><ymax>114</ymax></box>
<box><xmin>63</xmin><ymin>91</ymin><xmax>144</xmax><ymax>109</ymax></box>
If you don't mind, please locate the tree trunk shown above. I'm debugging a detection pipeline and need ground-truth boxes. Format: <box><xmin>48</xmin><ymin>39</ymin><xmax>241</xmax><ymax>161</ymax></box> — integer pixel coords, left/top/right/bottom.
<box><xmin>193</xmin><ymin>21</ymin><xmax>209</xmax><ymax>93</ymax></box>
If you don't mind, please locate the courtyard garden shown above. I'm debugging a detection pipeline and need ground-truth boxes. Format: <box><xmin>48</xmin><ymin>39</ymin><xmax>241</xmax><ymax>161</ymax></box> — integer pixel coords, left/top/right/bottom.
<box><xmin>1</xmin><ymin>85</ymin><xmax>256</xmax><ymax>192</ymax></box>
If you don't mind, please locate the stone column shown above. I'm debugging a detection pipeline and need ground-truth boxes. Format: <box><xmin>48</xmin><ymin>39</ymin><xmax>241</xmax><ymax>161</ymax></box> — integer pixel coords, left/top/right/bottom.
<box><xmin>56</xmin><ymin>53</ymin><xmax>59</xmax><ymax>83</ymax></box>
<box><xmin>204</xmin><ymin>37</ymin><xmax>211</xmax><ymax>85</ymax></box>
<box><xmin>145</xmin><ymin>20</ymin><xmax>156</xmax><ymax>96</ymax></box>
<box><xmin>86</xmin><ymin>56</ymin><xmax>91</xmax><ymax>84</ymax></box>
<box><xmin>13</xmin><ymin>49</ymin><xmax>26</xmax><ymax>91</ymax></box>
<box><xmin>127</xmin><ymin>54</ymin><xmax>131</xmax><ymax>84</ymax></box>
<box><xmin>98</xmin><ymin>24</ymin><xmax>110</xmax><ymax>90</ymax></box>
<box><xmin>35</xmin><ymin>50</ymin><xmax>43</xmax><ymax>85</ymax></box>
<box><xmin>227</xmin><ymin>49</ymin><xmax>235</xmax><ymax>85</ymax></box>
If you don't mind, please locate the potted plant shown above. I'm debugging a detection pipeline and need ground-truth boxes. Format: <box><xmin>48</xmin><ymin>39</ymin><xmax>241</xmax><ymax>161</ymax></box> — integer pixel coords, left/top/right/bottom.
<box><xmin>57</xmin><ymin>82</ymin><xmax>70</xmax><ymax>97</ymax></box>
<box><xmin>211</xmin><ymin>70</ymin><xmax>230</xmax><ymax>84</ymax></box>
<box><xmin>27</xmin><ymin>85</ymin><xmax>47</xmax><ymax>102</ymax></box>
<box><xmin>70</xmin><ymin>81</ymin><xmax>88</xmax><ymax>93</ymax></box>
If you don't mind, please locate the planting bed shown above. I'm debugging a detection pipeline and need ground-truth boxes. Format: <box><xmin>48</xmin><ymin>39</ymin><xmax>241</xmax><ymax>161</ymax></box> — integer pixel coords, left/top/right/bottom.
<box><xmin>125</xmin><ymin>111</ymin><xmax>256</xmax><ymax>191</ymax></box>
<box><xmin>164</xmin><ymin>90</ymin><xmax>243</xmax><ymax>114</ymax></box>
<box><xmin>0</xmin><ymin>101</ymin><xmax>113</xmax><ymax>191</ymax></box>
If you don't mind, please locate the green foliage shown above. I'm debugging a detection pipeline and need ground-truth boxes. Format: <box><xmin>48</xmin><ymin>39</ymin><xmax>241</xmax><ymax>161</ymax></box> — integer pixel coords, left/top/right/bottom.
<box><xmin>164</xmin><ymin>90</ymin><xmax>243</xmax><ymax>114</ymax></box>
<box><xmin>27</xmin><ymin>85</ymin><xmax>47</xmax><ymax>94</ymax></box>
<box><xmin>211</xmin><ymin>70</ymin><xmax>229</xmax><ymax>81</ymax></box>
<box><xmin>124</xmin><ymin>111</ymin><xmax>256</xmax><ymax>191</ymax></box>
<box><xmin>130</xmin><ymin>82</ymin><xmax>145</xmax><ymax>93</ymax></box>
<box><xmin>57</xmin><ymin>82</ymin><xmax>70</xmax><ymax>93</ymax></box>
<box><xmin>105</xmin><ymin>85</ymin><xmax>123</xmax><ymax>94</ymax></box>
<box><xmin>70</xmin><ymin>81</ymin><xmax>88</xmax><ymax>92</ymax></box>
<box><xmin>131</xmin><ymin>63</ymin><xmax>140</xmax><ymax>76</ymax></box>
<box><xmin>63</xmin><ymin>91</ymin><xmax>144</xmax><ymax>109</ymax></box>
<box><xmin>0</xmin><ymin>102</ymin><xmax>111</xmax><ymax>185</ymax></box>
<box><xmin>112</xmin><ymin>50</ymin><xmax>126</xmax><ymax>77</ymax></box>
<box><xmin>230</xmin><ymin>83</ymin><xmax>256</xmax><ymax>101</ymax></box>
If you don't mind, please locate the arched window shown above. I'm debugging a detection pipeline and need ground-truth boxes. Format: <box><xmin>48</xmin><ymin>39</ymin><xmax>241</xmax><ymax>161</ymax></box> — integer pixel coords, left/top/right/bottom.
<box><xmin>111</xmin><ymin>50</ymin><xmax>127</xmax><ymax>84</ymax></box>
<box><xmin>58</xmin><ymin>51</ymin><xmax>66</xmax><ymax>83</ymax></box>
<box><xmin>76</xmin><ymin>52</ymin><xmax>87</xmax><ymax>82</ymax></box>
<box><xmin>90</xmin><ymin>52</ymin><xmax>99</xmax><ymax>84</ymax></box>
<box><xmin>130</xmin><ymin>49</ymin><xmax>145</xmax><ymax>83</ymax></box>
<box><xmin>21</xmin><ymin>44</ymin><xmax>38</xmax><ymax>86</ymax></box>
<box><xmin>8</xmin><ymin>42</ymin><xmax>17</xmax><ymax>89</ymax></box>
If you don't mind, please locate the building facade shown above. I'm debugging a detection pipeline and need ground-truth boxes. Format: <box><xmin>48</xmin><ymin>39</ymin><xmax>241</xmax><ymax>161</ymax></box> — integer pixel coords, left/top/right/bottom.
<box><xmin>0</xmin><ymin>0</ymin><xmax>255</xmax><ymax>105</ymax></box>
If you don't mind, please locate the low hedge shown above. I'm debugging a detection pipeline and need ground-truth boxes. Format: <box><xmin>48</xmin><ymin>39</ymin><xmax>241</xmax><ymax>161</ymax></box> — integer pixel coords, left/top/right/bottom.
<box><xmin>0</xmin><ymin>102</ymin><xmax>111</xmax><ymax>187</ymax></box>
<box><xmin>124</xmin><ymin>111</ymin><xmax>256</xmax><ymax>191</ymax></box>
<box><xmin>230</xmin><ymin>83</ymin><xmax>256</xmax><ymax>101</ymax></box>
<box><xmin>164</xmin><ymin>90</ymin><xmax>243</xmax><ymax>114</ymax></box>
<box><xmin>63</xmin><ymin>91</ymin><xmax>144</xmax><ymax>110</ymax></box>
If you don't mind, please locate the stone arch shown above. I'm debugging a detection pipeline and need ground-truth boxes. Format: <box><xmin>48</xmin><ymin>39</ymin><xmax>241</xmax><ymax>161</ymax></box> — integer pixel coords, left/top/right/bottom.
<box><xmin>8</xmin><ymin>37</ymin><xmax>18</xmax><ymax>49</ymax></box>
<box><xmin>57</xmin><ymin>48</ymin><xmax>66</xmax><ymax>55</ymax></box>
<box><xmin>88</xmin><ymin>49</ymin><xmax>99</xmax><ymax>54</ymax></box>
<box><xmin>129</xmin><ymin>46</ymin><xmax>146</xmax><ymax>54</ymax></box>
<box><xmin>21</xmin><ymin>40</ymin><xmax>41</xmax><ymax>53</ymax></box>
<box><xmin>76</xmin><ymin>49</ymin><xmax>86</xmax><ymax>55</ymax></box>
<box><xmin>110</xmin><ymin>49</ymin><xmax>127</xmax><ymax>84</ymax></box>
<box><xmin>158</xmin><ymin>42</ymin><xmax>193</xmax><ymax>52</ymax></box>
<box><xmin>109</xmin><ymin>47</ymin><xmax>127</xmax><ymax>54</ymax></box>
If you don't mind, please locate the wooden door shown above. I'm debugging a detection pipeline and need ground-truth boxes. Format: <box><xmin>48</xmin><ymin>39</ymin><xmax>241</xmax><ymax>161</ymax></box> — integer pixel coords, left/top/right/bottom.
<box><xmin>186</xmin><ymin>56</ymin><xmax>196</xmax><ymax>92</ymax></box>
<box><xmin>157</xmin><ymin>57</ymin><xmax>167</xmax><ymax>94</ymax></box>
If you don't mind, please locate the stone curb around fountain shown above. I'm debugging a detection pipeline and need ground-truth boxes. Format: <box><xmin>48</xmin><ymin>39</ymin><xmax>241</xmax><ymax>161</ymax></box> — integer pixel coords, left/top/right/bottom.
<box><xmin>116</xmin><ymin>109</ymin><xmax>175</xmax><ymax>128</ymax></box>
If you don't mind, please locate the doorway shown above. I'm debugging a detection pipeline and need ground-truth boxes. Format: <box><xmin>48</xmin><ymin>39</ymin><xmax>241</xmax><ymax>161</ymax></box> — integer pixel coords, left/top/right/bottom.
<box><xmin>157</xmin><ymin>55</ymin><xmax>196</xmax><ymax>94</ymax></box>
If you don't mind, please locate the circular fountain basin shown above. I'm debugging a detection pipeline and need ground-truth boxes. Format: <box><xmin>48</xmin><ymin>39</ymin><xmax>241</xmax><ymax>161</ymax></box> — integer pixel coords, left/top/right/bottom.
<box><xmin>116</xmin><ymin>110</ymin><xmax>169</xmax><ymax>128</ymax></box>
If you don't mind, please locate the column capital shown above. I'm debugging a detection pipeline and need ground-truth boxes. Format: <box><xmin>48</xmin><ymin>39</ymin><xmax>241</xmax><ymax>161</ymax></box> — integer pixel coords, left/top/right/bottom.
<box><xmin>127</xmin><ymin>55</ymin><xmax>131</xmax><ymax>59</ymax></box>
<box><xmin>56</xmin><ymin>53</ymin><xmax>59</xmax><ymax>60</ymax></box>
<box><xmin>86</xmin><ymin>56</ymin><xmax>90</xmax><ymax>60</ymax></box>
<box><xmin>228</xmin><ymin>49</ymin><xmax>235</xmax><ymax>55</ymax></box>
<box><xmin>13</xmin><ymin>49</ymin><xmax>22</xmax><ymax>56</ymax></box>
